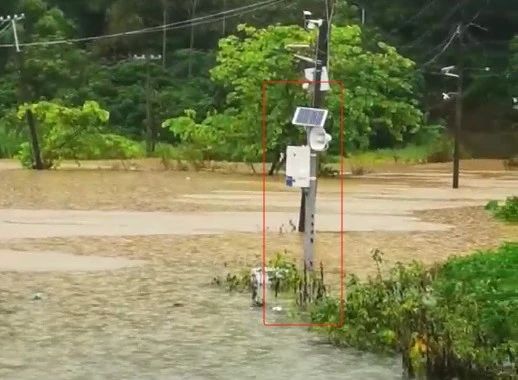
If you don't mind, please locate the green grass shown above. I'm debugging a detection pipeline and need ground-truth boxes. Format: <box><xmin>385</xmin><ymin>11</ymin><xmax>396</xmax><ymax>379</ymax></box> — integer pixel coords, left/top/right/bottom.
<box><xmin>350</xmin><ymin>144</ymin><xmax>432</xmax><ymax>165</ymax></box>
<box><xmin>327</xmin><ymin>136</ymin><xmax>471</xmax><ymax>170</ymax></box>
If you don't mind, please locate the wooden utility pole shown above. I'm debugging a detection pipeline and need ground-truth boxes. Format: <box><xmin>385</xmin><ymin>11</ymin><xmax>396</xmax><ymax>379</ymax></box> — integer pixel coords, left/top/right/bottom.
<box><xmin>4</xmin><ymin>13</ymin><xmax>44</xmax><ymax>170</ymax></box>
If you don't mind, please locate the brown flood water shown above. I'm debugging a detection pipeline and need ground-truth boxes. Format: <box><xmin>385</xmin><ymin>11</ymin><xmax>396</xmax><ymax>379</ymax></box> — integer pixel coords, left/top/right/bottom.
<box><xmin>0</xmin><ymin>159</ymin><xmax>517</xmax><ymax>379</ymax></box>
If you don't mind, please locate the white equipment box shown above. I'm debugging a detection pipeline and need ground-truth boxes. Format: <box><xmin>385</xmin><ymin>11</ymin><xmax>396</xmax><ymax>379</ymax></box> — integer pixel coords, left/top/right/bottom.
<box><xmin>285</xmin><ymin>145</ymin><xmax>310</xmax><ymax>188</ymax></box>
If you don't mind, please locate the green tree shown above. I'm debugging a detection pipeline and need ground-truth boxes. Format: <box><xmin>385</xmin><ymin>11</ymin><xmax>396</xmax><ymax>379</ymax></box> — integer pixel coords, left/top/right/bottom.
<box><xmin>2</xmin><ymin>0</ymin><xmax>95</xmax><ymax>103</ymax></box>
<box><xmin>208</xmin><ymin>23</ymin><xmax>422</xmax><ymax>167</ymax></box>
<box><xmin>15</xmin><ymin>100</ymin><xmax>143</xmax><ymax>168</ymax></box>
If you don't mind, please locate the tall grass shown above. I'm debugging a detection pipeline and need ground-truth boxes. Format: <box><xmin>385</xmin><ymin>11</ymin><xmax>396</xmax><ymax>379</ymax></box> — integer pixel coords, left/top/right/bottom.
<box><xmin>350</xmin><ymin>136</ymin><xmax>470</xmax><ymax>165</ymax></box>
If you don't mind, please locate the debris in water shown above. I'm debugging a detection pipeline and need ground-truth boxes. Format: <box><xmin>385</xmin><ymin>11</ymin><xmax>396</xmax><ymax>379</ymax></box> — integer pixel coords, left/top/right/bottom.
<box><xmin>32</xmin><ymin>293</ymin><xmax>43</xmax><ymax>301</ymax></box>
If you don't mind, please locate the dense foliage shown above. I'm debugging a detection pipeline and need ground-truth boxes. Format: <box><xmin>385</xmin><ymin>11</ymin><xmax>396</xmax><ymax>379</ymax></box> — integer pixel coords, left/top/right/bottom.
<box><xmin>0</xmin><ymin>0</ymin><xmax>516</xmax><ymax>164</ymax></box>
<box><xmin>15</xmin><ymin>101</ymin><xmax>143</xmax><ymax>168</ymax></box>
<box><xmin>311</xmin><ymin>244</ymin><xmax>518</xmax><ymax>379</ymax></box>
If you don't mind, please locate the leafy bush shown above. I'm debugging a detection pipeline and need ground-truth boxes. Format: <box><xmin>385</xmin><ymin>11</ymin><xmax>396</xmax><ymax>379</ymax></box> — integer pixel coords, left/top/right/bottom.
<box><xmin>161</xmin><ymin>109</ymin><xmax>251</xmax><ymax>163</ymax></box>
<box><xmin>409</xmin><ymin>124</ymin><xmax>445</xmax><ymax>146</ymax></box>
<box><xmin>14</xmin><ymin>101</ymin><xmax>144</xmax><ymax>168</ymax></box>
<box><xmin>311</xmin><ymin>244</ymin><xmax>518</xmax><ymax>379</ymax></box>
<box><xmin>486</xmin><ymin>197</ymin><xmax>518</xmax><ymax>223</ymax></box>
<box><xmin>70</xmin><ymin>134</ymin><xmax>145</xmax><ymax>160</ymax></box>
<box><xmin>425</xmin><ymin>135</ymin><xmax>471</xmax><ymax>163</ymax></box>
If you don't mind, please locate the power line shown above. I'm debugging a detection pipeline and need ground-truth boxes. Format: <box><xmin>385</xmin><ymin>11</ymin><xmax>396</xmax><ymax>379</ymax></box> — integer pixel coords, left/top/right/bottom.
<box><xmin>424</xmin><ymin>69</ymin><xmax>513</xmax><ymax>78</ymax></box>
<box><xmin>0</xmin><ymin>22</ymin><xmax>11</xmax><ymax>38</ymax></box>
<box><xmin>417</xmin><ymin>3</ymin><xmax>490</xmax><ymax>71</ymax></box>
<box><xmin>389</xmin><ymin>0</ymin><xmax>439</xmax><ymax>34</ymax></box>
<box><xmin>0</xmin><ymin>0</ymin><xmax>285</xmax><ymax>49</ymax></box>
<box><xmin>421</xmin><ymin>26</ymin><xmax>459</xmax><ymax>67</ymax></box>
<box><xmin>400</xmin><ymin>1</ymin><xmax>463</xmax><ymax>51</ymax></box>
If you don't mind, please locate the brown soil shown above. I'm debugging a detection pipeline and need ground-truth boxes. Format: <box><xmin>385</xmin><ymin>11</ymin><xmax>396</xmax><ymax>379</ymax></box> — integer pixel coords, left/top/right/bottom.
<box><xmin>0</xmin><ymin>159</ymin><xmax>516</xmax><ymax>281</ymax></box>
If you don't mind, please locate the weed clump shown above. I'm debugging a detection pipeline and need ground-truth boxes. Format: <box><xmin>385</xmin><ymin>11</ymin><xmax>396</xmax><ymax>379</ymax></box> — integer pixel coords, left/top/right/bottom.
<box><xmin>485</xmin><ymin>197</ymin><xmax>518</xmax><ymax>223</ymax></box>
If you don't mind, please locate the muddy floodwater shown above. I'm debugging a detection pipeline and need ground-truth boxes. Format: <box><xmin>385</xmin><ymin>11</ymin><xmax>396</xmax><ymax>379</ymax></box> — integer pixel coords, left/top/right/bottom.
<box><xmin>0</xmin><ymin>160</ymin><xmax>517</xmax><ymax>379</ymax></box>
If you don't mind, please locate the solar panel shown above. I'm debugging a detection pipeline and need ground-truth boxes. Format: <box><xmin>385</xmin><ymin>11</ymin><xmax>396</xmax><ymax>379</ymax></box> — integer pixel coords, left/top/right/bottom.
<box><xmin>292</xmin><ymin>107</ymin><xmax>328</xmax><ymax>128</ymax></box>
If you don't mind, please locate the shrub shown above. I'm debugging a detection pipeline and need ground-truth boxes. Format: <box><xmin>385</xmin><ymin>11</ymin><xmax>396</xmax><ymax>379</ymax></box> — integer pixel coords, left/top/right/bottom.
<box><xmin>425</xmin><ymin>135</ymin><xmax>471</xmax><ymax>163</ymax></box>
<box><xmin>14</xmin><ymin>101</ymin><xmax>144</xmax><ymax>168</ymax></box>
<box><xmin>486</xmin><ymin>197</ymin><xmax>518</xmax><ymax>223</ymax></box>
<box><xmin>311</xmin><ymin>244</ymin><xmax>518</xmax><ymax>379</ymax></box>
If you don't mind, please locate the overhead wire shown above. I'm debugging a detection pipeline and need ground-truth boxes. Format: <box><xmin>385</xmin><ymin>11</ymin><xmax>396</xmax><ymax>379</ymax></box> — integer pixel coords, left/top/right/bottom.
<box><xmin>417</xmin><ymin>3</ymin><xmax>491</xmax><ymax>73</ymax></box>
<box><xmin>389</xmin><ymin>0</ymin><xmax>439</xmax><ymax>35</ymax></box>
<box><xmin>400</xmin><ymin>1</ymin><xmax>464</xmax><ymax>51</ymax></box>
<box><xmin>0</xmin><ymin>22</ymin><xmax>11</xmax><ymax>38</ymax></box>
<box><xmin>421</xmin><ymin>26</ymin><xmax>460</xmax><ymax>68</ymax></box>
<box><xmin>0</xmin><ymin>0</ymin><xmax>286</xmax><ymax>48</ymax></box>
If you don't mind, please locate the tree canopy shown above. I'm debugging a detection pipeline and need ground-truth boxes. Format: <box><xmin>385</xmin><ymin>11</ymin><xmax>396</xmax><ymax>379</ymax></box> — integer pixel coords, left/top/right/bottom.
<box><xmin>0</xmin><ymin>0</ymin><xmax>516</xmax><ymax>163</ymax></box>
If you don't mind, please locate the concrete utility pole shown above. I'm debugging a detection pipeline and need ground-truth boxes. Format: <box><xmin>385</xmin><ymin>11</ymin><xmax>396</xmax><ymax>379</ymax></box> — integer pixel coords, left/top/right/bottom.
<box><xmin>133</xmin><ymin>54</ymin><xmax>162</xmax><ymax>155</ymax></box>
<box><xmin>440</xmin><ymin>3</ymin><xmax>473</xmax><ymax>189</ymax></box>
<box><xmin>298</xmin><ymin>18</ymin><xmax>329</xmax><ymax>235</ymax></box>
<box><xmin>452</xmin><ymin>7</ymin><xmax>466</xmax><ymax>190</ymax></box>
<box><xmin>1</xmin><ymin>13</ymin><xmax>44</xmax><ymax>170</ymax></box>
<box><xmin>303</xmin><ymin>19</ymin><xmax>329</xmax><ymax>271</ymax></box>
<box><xmin>289</xmin><ymin>11</ymin><xmax>330</xmax><ymax>271</ymax></box>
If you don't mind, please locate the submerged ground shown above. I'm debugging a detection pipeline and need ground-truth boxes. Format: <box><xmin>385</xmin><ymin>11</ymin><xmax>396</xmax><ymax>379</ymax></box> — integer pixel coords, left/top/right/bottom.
<box><xmin>0</xmin><ymin>158</ymin><xmax>516</xmax><ymax>379</ymax></box>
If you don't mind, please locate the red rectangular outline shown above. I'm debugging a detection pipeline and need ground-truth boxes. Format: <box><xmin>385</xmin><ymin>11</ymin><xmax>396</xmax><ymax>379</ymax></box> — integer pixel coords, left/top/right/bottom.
<box><xmin>261</xmin><ymin>79</ymin><xmax>345</xmax><ymax>327</ymax></box>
